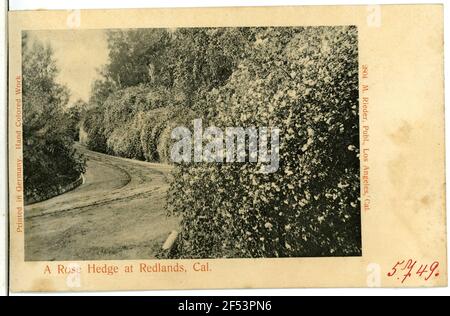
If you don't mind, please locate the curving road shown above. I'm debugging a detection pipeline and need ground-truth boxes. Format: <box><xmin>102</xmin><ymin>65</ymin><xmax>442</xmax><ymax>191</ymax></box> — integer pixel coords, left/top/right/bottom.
<box><xmin>25</xmin><ymin>145</ymin><xmax>179</xmax><ymax>261</ymax></box>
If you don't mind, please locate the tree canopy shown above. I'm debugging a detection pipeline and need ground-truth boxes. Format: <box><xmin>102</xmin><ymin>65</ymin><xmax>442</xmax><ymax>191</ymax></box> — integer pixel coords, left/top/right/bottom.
<box><xmin>22</xmin><ymin>33</ymin><xmax>86</xmax><ymax>202</ymax></box>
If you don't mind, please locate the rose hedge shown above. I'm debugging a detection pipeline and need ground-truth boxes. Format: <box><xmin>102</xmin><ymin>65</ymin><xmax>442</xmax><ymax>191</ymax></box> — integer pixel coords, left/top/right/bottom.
<box><xmin>167</xmin><ymin>26</ymin><xmax>361</xmax><ymax>258</ymax></box>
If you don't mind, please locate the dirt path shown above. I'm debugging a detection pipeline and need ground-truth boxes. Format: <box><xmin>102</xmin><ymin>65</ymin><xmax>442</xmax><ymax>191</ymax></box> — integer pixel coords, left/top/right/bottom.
<box><xmin>25</xmin><ymin>145</ymin><xmax>179</xmax><ymax>261</ymax></box>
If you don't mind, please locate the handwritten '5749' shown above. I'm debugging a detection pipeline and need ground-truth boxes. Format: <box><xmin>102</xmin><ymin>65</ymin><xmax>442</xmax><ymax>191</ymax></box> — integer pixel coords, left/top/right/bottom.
<box><xmin>387</xmin><ymin>259</ymin><xmax>440</xmax><ymax>284</ymax></box>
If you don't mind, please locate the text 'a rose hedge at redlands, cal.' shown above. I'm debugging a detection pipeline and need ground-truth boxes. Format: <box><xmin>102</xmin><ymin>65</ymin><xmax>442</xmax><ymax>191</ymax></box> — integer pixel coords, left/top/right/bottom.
<box><xmin>167</xmin><ymin>27</ymin><xmax>361</xmax><ymax>258</ymax></box>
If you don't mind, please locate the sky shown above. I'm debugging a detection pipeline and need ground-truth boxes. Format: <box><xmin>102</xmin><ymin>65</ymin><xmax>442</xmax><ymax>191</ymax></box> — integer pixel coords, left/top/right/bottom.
<box><xmin>28</xmin><ymin>29</ymin><xmax>109</xmax><ymax>105</ymax></box>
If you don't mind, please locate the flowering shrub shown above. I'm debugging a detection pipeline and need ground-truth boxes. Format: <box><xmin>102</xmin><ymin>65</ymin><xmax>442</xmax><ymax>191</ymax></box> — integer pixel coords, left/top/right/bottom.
<box><xmin>167</xmin><ymin>27</ymin><xmax>361</xmax><ymax>258</ymax></box>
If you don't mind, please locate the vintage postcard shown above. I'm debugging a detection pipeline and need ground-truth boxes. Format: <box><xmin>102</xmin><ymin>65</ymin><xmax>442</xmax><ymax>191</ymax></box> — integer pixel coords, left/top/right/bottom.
<box><xmin>7</xmin><ymin>5</ymin><xmax>446</xmax><ymax>292</ymax></box>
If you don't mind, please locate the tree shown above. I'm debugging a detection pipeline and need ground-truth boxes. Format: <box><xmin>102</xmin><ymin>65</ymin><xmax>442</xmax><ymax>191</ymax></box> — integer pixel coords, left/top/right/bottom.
<box><xmin>22</xmin><ymin>33</ymin><xmax>86</xmax><ymax>202</ymax></box>
<box><xmin>66</xmin><ymin>99</ymin><xmax>88</xmax><ymax>141</ymax></box>
<box><xmin>104</xmin><ymin>29</ymin><xmax>172</xmax><ymax>88</ymax></box>
<box><xmin>83</xmin><ymin>28</ymin><xmax>251</xmax><ymax>160</ymax></box>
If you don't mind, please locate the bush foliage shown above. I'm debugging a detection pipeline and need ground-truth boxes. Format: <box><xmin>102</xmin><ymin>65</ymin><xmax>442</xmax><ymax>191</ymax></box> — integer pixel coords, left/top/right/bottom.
<box><xmin>83</xmin><ymin>28</ymin><xmax>250</xmax><ymax>162</ymax></box>
<box><xmin>82</xmin><ymin>26</ymin><xmax>361</xmax><ymax>258</ymax></box>
<box><xmin>167</xmin><ymin>27</ymin><xmax>361</xmax><ymax>258</ymax></box>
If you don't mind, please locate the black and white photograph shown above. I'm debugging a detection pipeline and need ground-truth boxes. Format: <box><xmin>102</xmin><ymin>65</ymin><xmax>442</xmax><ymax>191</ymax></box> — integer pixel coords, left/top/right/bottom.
<box><xmin>22</xmin><ymin>26</ymin><xmax>361</xmax><ymax>261</ymax></box>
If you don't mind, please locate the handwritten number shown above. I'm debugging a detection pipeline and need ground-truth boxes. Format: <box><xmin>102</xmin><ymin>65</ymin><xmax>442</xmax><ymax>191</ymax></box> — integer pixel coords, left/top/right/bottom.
<box><xmin>426</xmin><ymin>262</ymin><xmax>439</xmax><ymax>281</ymax></box>
<box><xmin>387</xmin><ymin>260</ymin><xmax>404</xmax><ymax>277</ymax></box>
<box><xmin>388</xmin><ymin>260</ymin><xmax>440</xmax><ymax>283</ymax></box>
<box><xmin>416</xmin><ymin>264</ymin><xmax>428</xmax><ymax>277</ymax></box>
